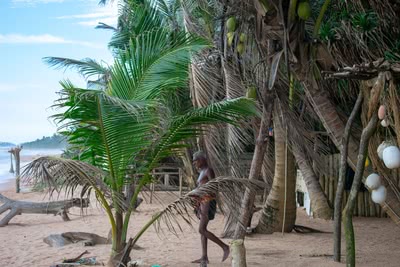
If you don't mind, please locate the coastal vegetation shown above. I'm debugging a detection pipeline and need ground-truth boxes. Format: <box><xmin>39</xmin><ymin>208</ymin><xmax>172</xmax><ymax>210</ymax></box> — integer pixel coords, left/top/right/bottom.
<box><xmin>21</xmin><ymin>134</ymin><xmax>67</xmax><ymax>150</ymax></box>
<box><xmin>17</xmin><ymin>0</ymin><xmax>400</xmax><ymax>267</ymax></box>
<box><xmin>0</xmin><ymin>142</ymin><xmax>15</xmax><ymax>147</ymax></box>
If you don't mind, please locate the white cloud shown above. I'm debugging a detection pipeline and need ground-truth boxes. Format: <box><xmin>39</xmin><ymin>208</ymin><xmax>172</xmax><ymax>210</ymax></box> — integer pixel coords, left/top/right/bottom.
<box><xmin>78</xmin><ymin>17</ymin><xmax>118</xmax><ymax>27</ymax></box>
<box><xmin>57</xmin><ymin>11</ymin><xmax>115</xmax><ymax>20</ymax></box>
<box><xmin>56</xmin><ymin>1</ymin><xmax>119</xmax><ymax>27</ymax></box>
<box><xmin>11</xmin><ymin>0</ymin><xmax>65</xmax><ymax>6</ymax></box>
<box><xmin>0</xmin><ymin>34</ymin><xmax>103</xmax><ymax>48</ymax></box>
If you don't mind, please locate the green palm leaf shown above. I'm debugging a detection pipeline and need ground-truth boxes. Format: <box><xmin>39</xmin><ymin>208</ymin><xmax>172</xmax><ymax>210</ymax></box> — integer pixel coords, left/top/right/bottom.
<box><xmin>109</xmin><ymin>29</ymin><xmax>210</xmax><ymax>101</ymax></box>
<box><xmin>53</xmin><ymin>81</ymin><xmax>159</xmax><ymax>191</ymax></box>
<box><xmin>43</xmin><ymin>57</ymin><xmax>111</xmax><ymax>81</ymax></box>
<box><xmin>146</xmin><ymin>97</ymin><xmax>259</xmax><ymax>171</ymax></box>
<box><xmin>108</xmin><ymin>0</ymin><xmax>166</xmax><ymax>50</ymax></box>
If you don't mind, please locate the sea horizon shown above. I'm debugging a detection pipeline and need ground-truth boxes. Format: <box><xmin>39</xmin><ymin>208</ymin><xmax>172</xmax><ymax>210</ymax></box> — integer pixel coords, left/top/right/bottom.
<box><xmin>0</xmin><ymin>147</ymin><xmax>63</xmax><ymax>184</ymax></box>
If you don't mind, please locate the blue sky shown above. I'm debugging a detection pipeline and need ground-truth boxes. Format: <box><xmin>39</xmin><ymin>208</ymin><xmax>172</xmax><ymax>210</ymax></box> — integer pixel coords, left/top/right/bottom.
<box><xmin>0</xmin><ymin>0</ymin><xmax>117</xmax><ymax>144</ymax></box>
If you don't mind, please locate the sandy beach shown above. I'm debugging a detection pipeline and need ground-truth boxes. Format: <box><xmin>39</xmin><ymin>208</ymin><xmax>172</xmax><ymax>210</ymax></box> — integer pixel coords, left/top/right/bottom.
<box><xmin>1</xmin><ymin>179</ymin><xmax>400</xmax><ymax>267</ymax></box>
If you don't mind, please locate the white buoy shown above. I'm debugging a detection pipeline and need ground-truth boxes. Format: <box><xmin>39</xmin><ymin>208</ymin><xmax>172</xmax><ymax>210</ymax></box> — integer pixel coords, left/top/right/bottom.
<box><xmin>382</xmin><ymin>146</ymin><xmax>400</xmax><ymax>169</ymax></box>
<box><xmin>371</xmin><ymin>185</ymin><xmax>387</xmax><ymax>204</ymax></box>
<box><xmin>381</xmin><ymin>119</ymin><xmax>389</xmax><ymax>127</ymax></box>
<box><xmin>377</xmin><ymin>141</ymin><xmax>393</xmax><ymax>159</ymax></box>
<box><xmin>365</xmin><ymin>173</ymin><xmax>381</xmax><ymax>190</ymax></box>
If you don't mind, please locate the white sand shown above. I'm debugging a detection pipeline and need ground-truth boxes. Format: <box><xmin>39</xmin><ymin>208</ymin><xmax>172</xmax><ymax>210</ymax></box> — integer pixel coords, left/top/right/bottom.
<box><xmin>1</xmin><ymin>181</ymin><xmax>399</xmax><ymax>267</ymax></box>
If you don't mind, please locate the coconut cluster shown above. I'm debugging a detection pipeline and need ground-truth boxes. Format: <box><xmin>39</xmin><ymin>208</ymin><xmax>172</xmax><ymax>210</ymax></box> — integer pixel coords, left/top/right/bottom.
<box><xmin>225</xmin><ymin>17</ymin><xmax>247</xmax><ymax>55</ymax></box>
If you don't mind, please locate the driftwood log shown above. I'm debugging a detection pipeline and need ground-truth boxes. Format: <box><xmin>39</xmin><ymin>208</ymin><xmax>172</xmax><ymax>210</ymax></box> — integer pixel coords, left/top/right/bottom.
<box><xmin>44</xmin><ymin>232</ymin><xmax>110</xmax><ymax>247</ymax></box>
<box><xmin>0</xmin><ymin>193</ymin><xmax>89</xmax><ymax>226</ymax></box>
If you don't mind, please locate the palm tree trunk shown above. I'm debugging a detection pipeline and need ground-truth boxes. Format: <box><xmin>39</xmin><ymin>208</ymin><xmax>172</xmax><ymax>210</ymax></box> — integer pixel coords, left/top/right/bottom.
<box><xmin>292</xmin><ymin>145</ymin><xmax>332</xmax><ymax>220</ymax></box>
<box><xmin>233</xmin><ymin>95</ymin><xmax>274</xmax><ymax>239</ymax></box>
<box><xmin>255</xmin><ymin>107</ymin><xmax>297</xmax><ymax>233</ymax></box>
<box><xmin>344</xmin><ymin>114</ymin><xmax>378</xmax><ymax>267</ymax></box>
<box><xmin>109</xmin><ymin>211</ymin><xmax>125</xmax><ymax>267</ymax></box>
<box><xmin>302</xmin><ymin>78</ymin><xmax>400</xmax><ymax>225</ymax></box>
<box><xmin>334</xmin><ymin>89</ymin><xmax>363</xmax><ymax>262</ymax></box>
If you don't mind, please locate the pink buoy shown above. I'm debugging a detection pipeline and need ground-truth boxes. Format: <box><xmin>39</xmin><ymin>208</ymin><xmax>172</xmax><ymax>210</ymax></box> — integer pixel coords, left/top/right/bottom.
<box><xmin>378</xmin><ymin>105</ymin><xmax>386</xmax><ymax>120</ymax></box>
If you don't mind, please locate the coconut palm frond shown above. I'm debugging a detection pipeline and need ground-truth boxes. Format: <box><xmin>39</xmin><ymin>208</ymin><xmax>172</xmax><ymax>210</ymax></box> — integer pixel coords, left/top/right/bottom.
<box><xmin>223</xmin><ymin>61</ymin><xmax>256</xmax><ymax>177</ymax></box>
<box><xmin>181</xmin><ymin>0</ymin><xmax>220</xmax><ymax>39</ymax></box>
<box><xmin>108</xmin><ymin>0</ymin><xmax>166</xmax><ymax>51</ymax></box>
<box><xmin>190</xmin><ymin>51</ymin><xmax>224</xmax><ymax>106</ymax></box>
<box><xmin>109</xmin><ymin>29</ymin><xmax>210</xmax><ymax>101</ymax></box>
<box><xmin>273</xmin><ymin>79</ymin><xmax>332</xmax><ymax>173</ymax></box>
<box><xmin>43</xmin><ymin>57</ymin><xmax>111</xmax><ymax>81</ymax></box>
<box><xmin>144</xmin><ymin>97</ymin><xmax>259</xmax><ymax>171</ymax></box>
<box><xmin>143</xmin><ymin>176</ymin><xmax>266</xmax><ymax>238</ymax></box>
<box><xmin>21</xmin><ymin>156</ymin><xmax>125</xmax><ymax>206</ymax></box>
<box><xmin>52</xmin><ymin>81</ymin><xmax>159</xmax><ymax>190</ymax></box>
<box><xmin>95</xmin><ymin>22</ymin><xmax>118</xmax><ymax>31</ymax></box>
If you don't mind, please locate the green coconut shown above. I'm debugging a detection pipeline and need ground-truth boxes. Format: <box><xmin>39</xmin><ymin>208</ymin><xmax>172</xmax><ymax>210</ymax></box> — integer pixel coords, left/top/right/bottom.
<box><xmin>239</xmin><ymin>33</ymin><xmax>247</xmax><ymax>43</ymax></box>
<box><xmin>227</xmin><ymin>32</ymin><xmax>235</xmax><ymax>47</ymax></box>
<box><xmin>297</xmin><ymin>1</ymin><xmax>311</xmax><ymax>20</ymax></box>
<box><xmin>226</xmin><ymin>17</ymin><xmax>236</xmax><ymax>32</ymax></box>
<box><xmin>246</xmin><ymin>87</ymin><xmax>257</xmax><ymax>99</ymax></box>
<box><xmin>236</xmin><ymin>43</ymin><xmax>245</xmax><ymax>55</ymax></box>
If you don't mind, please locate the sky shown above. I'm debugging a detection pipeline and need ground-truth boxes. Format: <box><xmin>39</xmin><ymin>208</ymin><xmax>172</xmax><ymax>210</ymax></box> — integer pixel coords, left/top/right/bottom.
<box><xmin>0</xmin><ymin>0</ymin><xmax>118</xmax><ymax>144</ymax></box>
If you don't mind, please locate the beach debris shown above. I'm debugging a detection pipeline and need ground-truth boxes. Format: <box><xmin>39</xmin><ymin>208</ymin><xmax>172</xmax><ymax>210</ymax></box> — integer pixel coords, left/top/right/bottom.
<box><xmin>43</xmin><ymin>234</ymin><xmax>73</xmax><ymax>247</ymax></box>
<box><xmin>127</xmin><ymin>260</ymin><xmax>144</xmax><ymax>267</ymax></box>
<box><xmin>0</xmin><ymin>194</ymin><xmax>89</xmax><ymax>226</ymax></box>
<box><xmin>63</xmin><ymin>250</ymin><xmax>89</xmax><ymax>263</ymax></box>
<box><xmin>50</xmin><ymin>250</ymin><xmax>102</xmax><ymax>266</ymax></box>
<box><xmin>44</xmin><ymin>232</ymin><xmax>110</xmax><ymax>247</ymax></box>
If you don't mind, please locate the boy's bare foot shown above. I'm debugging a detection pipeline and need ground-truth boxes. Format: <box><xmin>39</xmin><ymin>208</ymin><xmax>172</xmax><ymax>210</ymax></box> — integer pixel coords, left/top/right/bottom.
<box><xmin>222</xmin><ymin>245</ymin><xmax>230</xmax><ymax>262</ymax></box>
<box><xmin>191</xmin><ymin>257</ymin><xmax>209</xmax><ymax>264</ymax></box>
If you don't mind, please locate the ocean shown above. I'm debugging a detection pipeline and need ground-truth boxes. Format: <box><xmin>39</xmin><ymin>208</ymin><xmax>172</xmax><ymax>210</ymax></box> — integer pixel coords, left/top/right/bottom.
<box><xmin>0</xmin><ymin>147</ymin><xmax>63</xmax><ymax>184</ymax></box>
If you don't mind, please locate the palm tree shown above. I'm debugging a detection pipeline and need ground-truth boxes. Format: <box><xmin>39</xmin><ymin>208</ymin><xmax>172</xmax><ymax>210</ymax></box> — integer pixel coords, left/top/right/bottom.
<box><xmin>24</xmin><ymin>12</ymin><xmax>259</xmax><ymax>265</ymax></box>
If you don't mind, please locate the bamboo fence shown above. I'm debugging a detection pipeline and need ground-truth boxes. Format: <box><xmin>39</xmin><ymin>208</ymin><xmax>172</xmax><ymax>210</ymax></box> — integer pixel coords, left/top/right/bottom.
<box><xmin>315</xmin><ymin>154</ymin><xmax>400</xmax><ymax>218</ymax></box>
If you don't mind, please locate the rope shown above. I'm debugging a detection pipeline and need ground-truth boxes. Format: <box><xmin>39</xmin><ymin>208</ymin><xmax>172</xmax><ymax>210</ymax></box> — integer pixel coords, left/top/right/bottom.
<box><xmin>282</xmin><ymin>125</ymin><xmax>288</xmax><ymax>235</ymax></box>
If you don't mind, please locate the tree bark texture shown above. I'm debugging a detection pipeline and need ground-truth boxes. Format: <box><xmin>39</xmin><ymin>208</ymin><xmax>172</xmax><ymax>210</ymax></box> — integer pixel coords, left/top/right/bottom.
<box><xmin>303</xmin><ymin>78</ymin><xmax>400</xmax><ymax>225</ymax></box>
<box><xmin>233</xmin><ymin>98</ymin><xmax>273</xmax><ymax>239</ymax></box>
<box><xmin>292</xmin><ymin>145</ymin><xmax>332</xmax><ymax>220</ymax></box>
<box><xmin>231</xmin><ymin>239</ymin><xmax>247</xmax><ymax>267</ymax></box>
<box><xmin>255</xmin><ymin>106</ymin><xmax>297</xmax><ymax>234</ymax></box>
<box><xmin>333</xmin><ymin>89</ymin><xmax>363</xmax><ymax>262</ymax></box>
<box><xmin>0</xmin><ymin>194</ymin><xmax>89</xmax><ymax>226</ymax></box>
<box><xmin>343</xmin><ymin>114</ymin><xmax>378</xmax><ymax>267</ymax></box>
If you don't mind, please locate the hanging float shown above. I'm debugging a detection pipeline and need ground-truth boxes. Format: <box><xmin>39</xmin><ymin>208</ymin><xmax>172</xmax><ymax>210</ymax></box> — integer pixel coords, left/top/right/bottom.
<box><xmin>371</xmin><ymin>185</ymin><xmax>387</xmax><ymax>204</ymax></box>
<box><xmin>365</xmin><ymin>173</ymin><xmax>381</xmax><ymax>190</ymax></box>
<box><xmin>382</xmin><ymin>146</ymin><xmax>400</xmax><ymax>169</ymax></box>
<box><xmin>378</xmin><ymin>105</ymin><xmax>386</xmax><ymax>120</ymax></box>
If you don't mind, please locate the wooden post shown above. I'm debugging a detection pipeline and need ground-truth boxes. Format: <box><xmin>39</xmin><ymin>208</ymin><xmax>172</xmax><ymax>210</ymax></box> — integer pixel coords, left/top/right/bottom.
<box><xmin>369</xmin><ymin>192</ymin><xmax>376</xmax><ymax>217</ymax></box>
<box><xmin>150</xmin><ymin>183</ymin><xmax>154</xmax><ymax>204</ymax></box>
<box><xmin>358</xmin><ymin>192</ymin><xmax>363</xmax><ymax>217</ymax></box>
<box><xmin>179</xmin><ymin>168</ymin><xmax>183</xmax><ymax>197</ymax></box>
<box><xmin>9</xmin><ymin>153</ymin><xmax>14</xmax><ymax>173</ymax></box>
<box><xmin>9</xmin><ymin>146</ymin><xmax>22</xmax><ymax>193</ymax></box>
<box><xmin>364</xmin><ymin>192</ymin><xmax>369</xmax><ymax>217</ymax></box>
<box><xmin>150</xmin><ymin>170</ymin><xmax>155</xmax><ymax>204</ymax></box>
<box><xmin>231</xmin><ymin>239</ymin><xmax>247</xmax><ymax>267</ymax></box>
<box><xmin>164</xmin><ymin>174</ymin><xmax>170</xmax><ymax>186</ymax></box>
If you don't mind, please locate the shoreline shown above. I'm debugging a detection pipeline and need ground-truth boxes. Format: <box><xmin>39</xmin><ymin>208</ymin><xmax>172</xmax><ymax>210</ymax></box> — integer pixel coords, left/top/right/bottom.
<box><xmin>0</xmin><ymin>177</ymin><xmax>15</xmax><ymax>192</ymax></box>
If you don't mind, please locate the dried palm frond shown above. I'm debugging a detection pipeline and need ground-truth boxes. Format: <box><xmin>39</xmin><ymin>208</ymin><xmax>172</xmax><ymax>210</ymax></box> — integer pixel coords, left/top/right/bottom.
<box><xmin>132</xmin><ymin>176</ymin><xmax>266</xmax><ymax>243</ymax></box>
<box><xmin>21</xmin><ymin>156</ymin><xmax>126</xmax><ymax>209</ymax></box>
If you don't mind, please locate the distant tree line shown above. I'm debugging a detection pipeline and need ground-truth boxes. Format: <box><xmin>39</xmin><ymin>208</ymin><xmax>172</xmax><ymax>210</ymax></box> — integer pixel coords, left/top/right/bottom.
<box><xmin>22</xmin><ymin>134</ymin><xmax>67</xmax><ymax>149</ymax></box>
<box><xmin>0</xmin><ymin>142</ymin><xmax>16</xmax><ymax>147</ymax></box>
